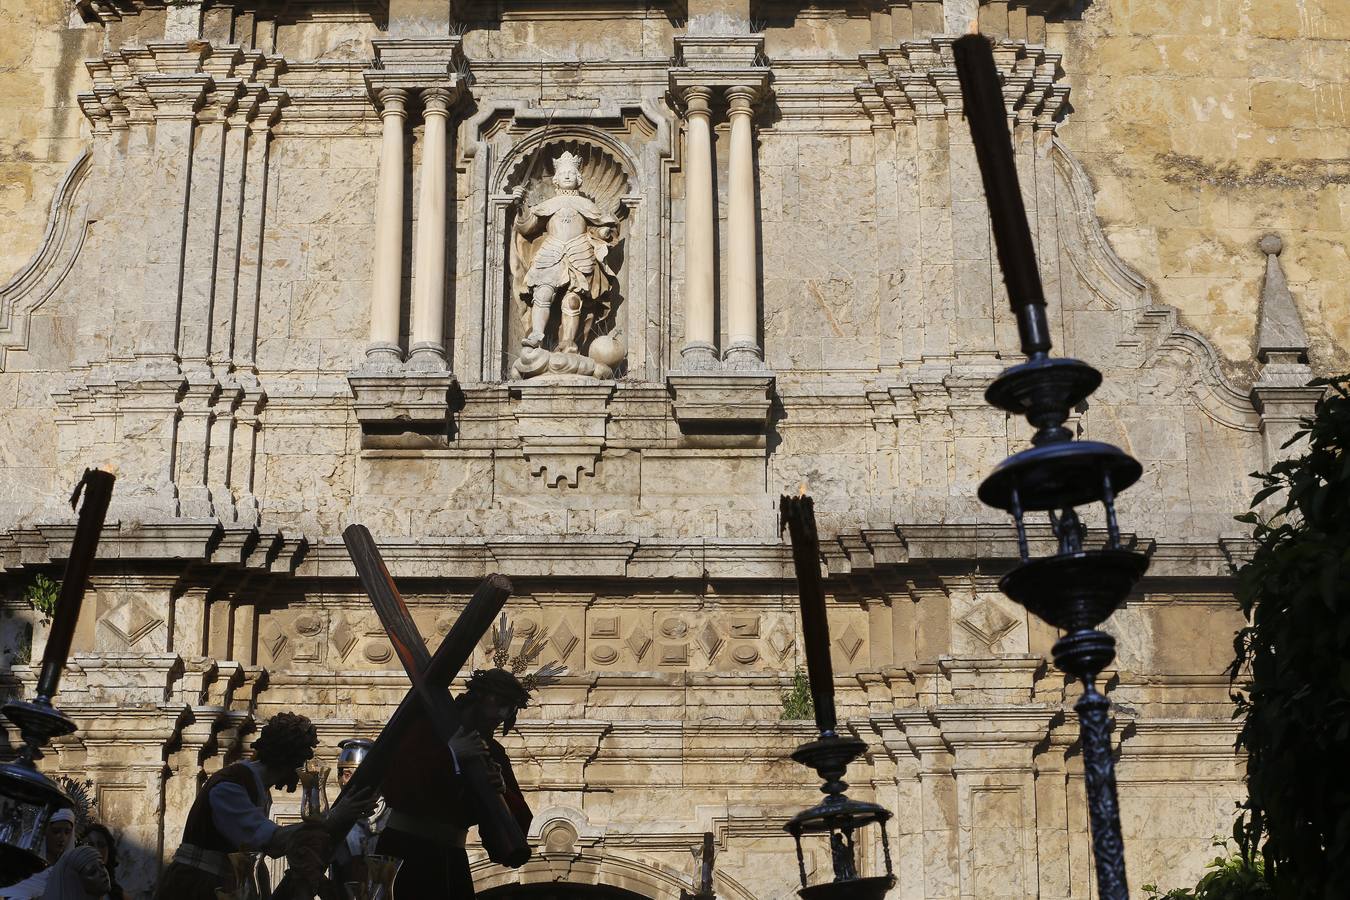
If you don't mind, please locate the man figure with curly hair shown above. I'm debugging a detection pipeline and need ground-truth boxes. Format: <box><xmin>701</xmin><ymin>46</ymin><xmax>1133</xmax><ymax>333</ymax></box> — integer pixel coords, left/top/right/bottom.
<box><xmin>375</xmin><ymin>669</ymin><xmax>536</xmax><ymax>897</ymax></box>
<box><xmin>154</xmin><ymin>711</ymin><xmax>374</xmax><ymax>900</ymax></box>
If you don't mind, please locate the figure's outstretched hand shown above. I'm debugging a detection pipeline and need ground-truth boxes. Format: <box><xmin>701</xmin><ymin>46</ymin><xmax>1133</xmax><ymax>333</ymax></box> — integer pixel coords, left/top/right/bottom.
<box><xmin>511</xmin><ymin>185</ymin><xmax>528</xmax><ymax>207</ymax></box>
<box><xmin>447</xmin><ymin>725</ymin><xmax>490</xmax><ymax>768</ymax></box>
<box><xmin>328</xmin><ymin>786</ymin><xmax>378</xmax><ymax>833</ymax></box>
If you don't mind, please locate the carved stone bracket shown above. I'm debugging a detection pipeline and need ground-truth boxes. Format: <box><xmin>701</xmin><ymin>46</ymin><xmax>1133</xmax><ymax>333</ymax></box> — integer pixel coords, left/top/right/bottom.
<box><xmin>511</xmin><ymin>381</ymin><xmax>616</xmax><ymax>487</ymax></box>
<box><xmin>666</xmin><ymin>372</ymin><xmax>774</xmax><ymax>432</ymax></box>
<box><xmin>856</xmin><ymin>37</ymin><xmax>1068</xmax><ymax>128</ymax></box>
<box><xmin>348</xmin><ymin>370</ymin><xmax>456</xmax><ymax>429</ymax></box>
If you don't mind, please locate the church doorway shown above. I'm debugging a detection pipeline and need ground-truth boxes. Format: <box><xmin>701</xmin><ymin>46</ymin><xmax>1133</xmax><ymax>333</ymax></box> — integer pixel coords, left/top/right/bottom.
<box><xmin>479</xmin><ymin>885</ymin><xmax>651</xmax><ymax>900</ymax></box>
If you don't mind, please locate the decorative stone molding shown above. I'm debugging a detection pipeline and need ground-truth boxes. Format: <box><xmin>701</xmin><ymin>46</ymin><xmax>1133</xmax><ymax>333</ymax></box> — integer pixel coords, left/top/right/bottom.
<box><xmin>0</xmin><ymin>151</ymin><xmax>91</xmax><ymax>372</ymax></box>
<box><xmin>511</xmin><ymin>381</ymin><xmax>615</xmax><ymax>487</ymax></box>
<box><xmin>348</xmin><ymin>370</ymin><xmax>457</xmax><ymax>430</ymax></box>
<box><xmin>856</xmin><ymin>38</ymin><xmax>1069</xmax><ymax>127</ymax></box>
<box><xmin>666</xmin><ymin>372</ymin><xmax>774</xmax><ymax>432</ymax></box>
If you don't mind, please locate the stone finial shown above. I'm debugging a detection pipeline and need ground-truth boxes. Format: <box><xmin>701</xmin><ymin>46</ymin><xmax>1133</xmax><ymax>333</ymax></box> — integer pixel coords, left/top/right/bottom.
<box><xmin>1255</xmin><ymin>232</ymin><xmax>1309</xmax><ymax>364</ymax></box>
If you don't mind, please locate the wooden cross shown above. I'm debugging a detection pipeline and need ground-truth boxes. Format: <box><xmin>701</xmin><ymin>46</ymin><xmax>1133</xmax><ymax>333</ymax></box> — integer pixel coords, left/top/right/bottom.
<box><xmin>339</xmin><ymin>524</ymin><xmax>531</xmax><ymax>867</ymax></box>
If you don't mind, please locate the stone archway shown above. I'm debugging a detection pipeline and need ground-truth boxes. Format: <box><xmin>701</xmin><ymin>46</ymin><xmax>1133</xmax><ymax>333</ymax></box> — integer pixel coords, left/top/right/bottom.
<box><xmin>471</xmin><ymin>849</ymin><xmax>759</xmax><ymax>900</ymax></box>
<box><xmin>480</xmin><ymin>885</ymin><xmax>650</xmax><ymax>899</ymax></box>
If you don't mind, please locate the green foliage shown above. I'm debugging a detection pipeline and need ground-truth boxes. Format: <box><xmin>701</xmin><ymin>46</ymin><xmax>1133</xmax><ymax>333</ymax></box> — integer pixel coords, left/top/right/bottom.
<box><xmin>1142</xmin><ymin>841</ymin><xmax>1271</xmax><ymax>899</ymax></box>
<box><xmin>780</xmin><ymin>667</ymin><xmax>815</xmax><ymax>721</ymax></box>
<box><xmin>1229</xmin><ymin>375</ymin><xmax>1350</xmax><ymax>900</ymax></box>
<box><xmin>23</xmin><ymin>574</ymin><xmax>59</xmax><ymax>626</ymax></box>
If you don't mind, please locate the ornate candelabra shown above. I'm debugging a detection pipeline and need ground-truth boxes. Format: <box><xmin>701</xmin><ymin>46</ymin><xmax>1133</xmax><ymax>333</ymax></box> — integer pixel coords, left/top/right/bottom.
<box><xmin>781</xmin><ymin>495</ymin><xmax>895</xmax><ymax>900</ymax></box>
<box><xmin>0</xmin><ymin>470</ymin><xmax>114</xmax><ymax>882</ymax></box>
<box><xmin>952</xmin><ymin>34</ymin><xmax>1146</xmax><ymax>900</ymax></box>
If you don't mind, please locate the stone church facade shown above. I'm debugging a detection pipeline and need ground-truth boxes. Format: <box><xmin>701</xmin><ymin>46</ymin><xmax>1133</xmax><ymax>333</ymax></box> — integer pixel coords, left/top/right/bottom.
<box><xmin>0</xmin><ymin>1</ymin><xmax>1345</xmax><ymax>897</ymax></box>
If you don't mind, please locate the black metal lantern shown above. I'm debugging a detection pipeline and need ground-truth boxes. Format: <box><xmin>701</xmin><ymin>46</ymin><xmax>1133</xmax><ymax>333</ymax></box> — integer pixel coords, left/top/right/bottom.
<box><xmin>781</xmin><ymin>496</ymin><xmax>896</xmax><ymax>900</ymax></box>
<box><xmin>952</xmin><ymin>35</ymin><xmax>1145</xmax><ymax>900</ymax></box>
<box><xmin>0</xmin><ymin>470</ymin><xmax>113</xmax><ymax>883</ymax></box>
<box><xmin>785</xmin><ymin>734</ymin><xmax>894</xmax><ymax>899</ymax></box>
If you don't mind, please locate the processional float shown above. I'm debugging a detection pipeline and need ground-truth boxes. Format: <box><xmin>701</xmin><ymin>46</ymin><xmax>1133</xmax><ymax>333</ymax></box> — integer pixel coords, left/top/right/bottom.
<box><xmin>0</xmin><ymin>469</ymin><xmax>114</xmax><ymax>883</ymax></box>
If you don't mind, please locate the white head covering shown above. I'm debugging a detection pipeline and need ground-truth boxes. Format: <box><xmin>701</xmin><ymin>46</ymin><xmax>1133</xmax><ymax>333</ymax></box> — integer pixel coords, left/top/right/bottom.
<box><xmin>47</xmin><ymin>810</ymin><xmax>75</xmax><ymax>826</ymax></box>
<box><xmin>40</xmin><ymin>845</ymin><xmax>109</xmax><ymax>900</ymax></box>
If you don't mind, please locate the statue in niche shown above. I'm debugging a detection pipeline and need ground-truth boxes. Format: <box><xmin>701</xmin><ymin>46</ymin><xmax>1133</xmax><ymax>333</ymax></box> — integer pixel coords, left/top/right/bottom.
<box><xmin>509</xmin><ymin>146</ymin><xmax>628</xmax><ymax>379</ymax></box>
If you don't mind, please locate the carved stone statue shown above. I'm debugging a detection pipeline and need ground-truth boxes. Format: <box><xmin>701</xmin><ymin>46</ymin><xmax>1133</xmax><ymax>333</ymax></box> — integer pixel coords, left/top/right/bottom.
<box><xmin>509</xmin><ymin>147</ymin><xmax>627</xmax><ymax>379</ymax></box>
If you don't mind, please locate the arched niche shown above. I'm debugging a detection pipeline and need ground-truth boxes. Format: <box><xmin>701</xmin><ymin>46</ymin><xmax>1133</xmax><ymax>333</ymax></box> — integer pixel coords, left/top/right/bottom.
<box><xmin>499</xmin><ymin>136</ymin><xmax>635</xmax><ymax>378</ymax></box>
<box><xmin>456</xmin><ymin>105</ymin><xmax>674</xmax><ymax>384</ymax></box>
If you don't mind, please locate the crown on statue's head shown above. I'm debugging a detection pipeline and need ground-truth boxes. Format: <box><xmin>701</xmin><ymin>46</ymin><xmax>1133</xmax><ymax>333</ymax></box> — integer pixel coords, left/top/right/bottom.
<box><xmin>552</xmin><ymin>150</ymin><xmax>583</xmax><ymax>177</ymax></box>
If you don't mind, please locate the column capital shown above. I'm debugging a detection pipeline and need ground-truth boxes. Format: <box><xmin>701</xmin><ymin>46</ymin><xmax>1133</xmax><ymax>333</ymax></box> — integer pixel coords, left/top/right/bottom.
<box><xmin>680</xmin><ymin>85</ymin><xmax>714</xmax><ymax>117</ymax></box>
<box><xmin>375</xmin><ymin>87</ymin><xmax>410</xmax><ymax>117</ymax></box>
<box><xmin>725</xmin><ymin>84</ymin><xmax>759</xmax><ymax>114</ymax></box>
<box><xmin>421</xmin><ymin>85</ymin><xmax>456</xmax><ymax>115</ymax></box>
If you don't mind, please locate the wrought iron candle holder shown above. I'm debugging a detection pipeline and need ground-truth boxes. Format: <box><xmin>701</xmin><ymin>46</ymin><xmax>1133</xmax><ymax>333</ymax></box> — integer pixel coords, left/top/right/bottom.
<box><xmin>953</xmin><ymin>34</ymin><xmax>1146</xmax><ymax>900</ymax></box>
<box><xmin>0</xmin><ymin>469</ymin><xmax>114</xmax><ymax>883</ymax></box>
<box><xmin>781</xmin><ymin>495</ymin><xmax>896</xmax><ymax>900</ymax></box>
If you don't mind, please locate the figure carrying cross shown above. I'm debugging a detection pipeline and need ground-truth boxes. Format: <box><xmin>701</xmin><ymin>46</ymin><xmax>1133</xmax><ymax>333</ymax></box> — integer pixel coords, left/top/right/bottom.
<box><xmin>276</xmin><ymin>525</ymin><xmax>562</xmax><ymax>899</ymax></box>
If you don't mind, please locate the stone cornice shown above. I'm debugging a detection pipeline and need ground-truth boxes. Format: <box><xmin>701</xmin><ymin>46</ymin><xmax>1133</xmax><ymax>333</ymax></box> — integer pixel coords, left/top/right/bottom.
<box><xmin>80</xmin><ymin>42</ymin><xmax>286</xmax><ymax>130</ymax></box>
<box><xmin>855</xmin><ymin>37</ymin><xmax>1069</xmax><ymax>128</ymax></box>
<box><xmin>0</xmin><ymin>516</ymin><xmax>1242</xmax><ymax>607</ymax></box>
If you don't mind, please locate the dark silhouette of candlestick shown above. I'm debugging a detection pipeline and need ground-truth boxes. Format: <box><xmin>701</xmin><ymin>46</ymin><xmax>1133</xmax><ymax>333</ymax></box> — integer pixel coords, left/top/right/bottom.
<box><xmin>36</xmin><ymin>469</ymin><xmax>114</xmax><ymax>704</ymax></box>
<box><xmin>952</xmin><ymin>33</ymin><xmax>1052</xmax><ymax>358</ymax></box>
<box><xmin>780</xmin><ymin>494</ymin><xmax>837</xmax><ymax>736</ymax></box>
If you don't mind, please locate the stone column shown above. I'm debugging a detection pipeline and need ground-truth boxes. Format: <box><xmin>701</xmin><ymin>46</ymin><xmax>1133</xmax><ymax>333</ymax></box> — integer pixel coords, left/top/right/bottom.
<box><xmin>680</xmin><ymin>86</ymin><xmax>719</xmax><ymax>369</ymax></box>
<box><xmin>724</xmin><ymin>85</ymin><xmax>762</xmax><ymax>368</ymax></box>
<box><xmin>367</xmin><ymin>88</ymin><xmax>409</xmax><ymax>368</ymax></box>
<box><xmin>409</xmin><ymin>86</ymin><xmax>452</xmax><ymax>371</ymax></box>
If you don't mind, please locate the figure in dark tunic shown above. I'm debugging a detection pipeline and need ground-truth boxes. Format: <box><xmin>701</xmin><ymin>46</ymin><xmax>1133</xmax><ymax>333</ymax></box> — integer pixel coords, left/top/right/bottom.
<box><xmin>154</xmin><ymin>712</ymin><xmax>374</xmax><ymax>900</ymax></box>
<box><xmin>375</xmin><ymin>670</ymin><xmax>535</xmax><ymax>897</ymax></box>
<box><xmin>375</xmin><ymin>617</ymin><xmax>563</xmax><ymax>899</ymax></box>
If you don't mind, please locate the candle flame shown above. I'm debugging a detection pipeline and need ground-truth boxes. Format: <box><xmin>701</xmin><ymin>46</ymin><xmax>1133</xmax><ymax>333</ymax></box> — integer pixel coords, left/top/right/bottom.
<box><xmin>798</xmin><ymin>482</ymin><xmax>808</xmax><ymax>497</ymax></box>
<box><xmin>967</xmin><ymin>20</ymin><xmax>980</xmax><ymax>35</ymax></box>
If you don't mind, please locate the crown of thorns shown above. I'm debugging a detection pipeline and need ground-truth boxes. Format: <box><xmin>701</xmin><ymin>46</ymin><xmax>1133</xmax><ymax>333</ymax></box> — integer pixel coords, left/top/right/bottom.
<box><xmin>488</xmin><ymin>613</ymin><xmax>567</xmax><ymax>695</ymax></box>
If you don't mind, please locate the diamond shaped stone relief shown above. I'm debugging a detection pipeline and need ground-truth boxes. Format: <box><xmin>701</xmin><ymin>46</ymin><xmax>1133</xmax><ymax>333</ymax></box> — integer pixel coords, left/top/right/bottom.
<box><xmin>767</xmin><ymin>622</ymin><xmax>795</xmax><ymax>660</ymax></box>
<box><xmin>330</xmin><ymin>616</ymin><xmax>357</xmax><ymax>663</ymax></box>
<box><xmin>835</xmin><ymin>624</ymin><xmax>863</xmax><ymax>661</ymax></box>
<box><xmin>697</xmin><ymin>622</ymin><xmax>723</xmax><ymax>661</ymax></box>
<box><xmin>100</xmin><ymin>598</ymin><xmax>163</xmax><ymax>648</ymax></box>
<box><xmin>625</xmin><ymin>625</ymin><xmax>651</xmax><ymax>662</ymax></box>
<box><xmin>957</xmin><ymin>603</ymin><xmax>1018</xmax><ymax>652</ymax></box>
<box><xmin>551</xmin><ymin>620</ymin><xmax>579</xmax><ymax>660</ymax></box>
<box><xmin>261</xmin><ymin>623</ymin><xmax>291</xmax><ymax>666</ymax></box>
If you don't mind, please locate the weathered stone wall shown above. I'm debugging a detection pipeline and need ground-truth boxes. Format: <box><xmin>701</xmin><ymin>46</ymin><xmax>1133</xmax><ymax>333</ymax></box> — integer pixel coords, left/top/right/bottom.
<box><xmin>0</xmin><ymin>2</ymin><xmax>1342</xmax><ymax>899</ymax></box>
<box><xmin>0</xmin><ymin>0</ymin><xmax>97</xmax><ymax>281</ymax></box>
<box><xmin>1054</xmin><ymin>0</ymin><xmax>1350</xmax><ymax>369</ymax></box>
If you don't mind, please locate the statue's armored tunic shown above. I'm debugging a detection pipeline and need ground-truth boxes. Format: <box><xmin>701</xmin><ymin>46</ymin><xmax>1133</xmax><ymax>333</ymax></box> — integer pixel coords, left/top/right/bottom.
<box><xmin>510</xmin><ymin>150</ymin><xmax>621</xmax><ymax>359</ymax></box>
<box><xmin>520</xmin><ymin>194</ymin><xmax>616</xmax><ymax>302</ymax></box>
